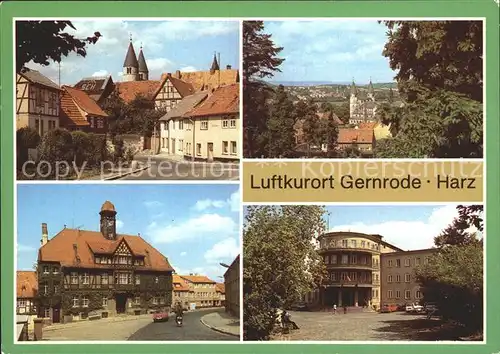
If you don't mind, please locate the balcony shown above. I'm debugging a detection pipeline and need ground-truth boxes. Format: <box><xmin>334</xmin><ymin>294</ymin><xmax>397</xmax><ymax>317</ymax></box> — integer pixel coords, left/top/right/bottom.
<box><xmin>323</xmin><ymin>280</ymin><xmax>373</xmax><ymax>287</ymax></box>
<box><xmin>325</xmin><ymin>263</ymin><xmax>373</xmax><ymax>271</ymax></box>
<box><xmin>319</xmin><ymin>246</ymin><xmax>379</xmax><ymax>254</ymax></box>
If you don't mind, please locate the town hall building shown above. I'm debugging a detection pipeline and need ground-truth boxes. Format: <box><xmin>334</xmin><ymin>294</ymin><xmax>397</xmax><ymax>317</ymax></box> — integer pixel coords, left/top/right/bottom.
<box><xmin>36</xmin><ymin>201</ymin><xmax>174</xmax><ymax>323</ymax></box>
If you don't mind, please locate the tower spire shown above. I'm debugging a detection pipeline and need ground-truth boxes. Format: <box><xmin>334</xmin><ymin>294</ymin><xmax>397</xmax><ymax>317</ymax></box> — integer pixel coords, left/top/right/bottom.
<box><xmin>210</xmin><ymin>51</ymin><xmax>220</xmax><ymax>74</ymax></box>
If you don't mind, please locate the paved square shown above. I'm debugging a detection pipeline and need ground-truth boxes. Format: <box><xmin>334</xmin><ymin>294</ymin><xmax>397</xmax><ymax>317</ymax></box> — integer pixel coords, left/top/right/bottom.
<box><xmin>271</xmin><ymin>311</ymin><xmax>455</xmax><ymax>341</ymax></box>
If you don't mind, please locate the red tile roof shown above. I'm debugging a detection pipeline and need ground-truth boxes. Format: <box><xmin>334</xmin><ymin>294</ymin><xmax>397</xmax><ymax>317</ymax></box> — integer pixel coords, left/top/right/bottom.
<box><xmin>39</xmin><ymin>228</ymin><xmax>174</xmax><ymax>272</ymax></box>
<box><xmin>358</xmin><ymin>122</ymin><xmax>377</xmax><ymax>129</ymax></box>
<box><xmin>164</xmin><ymin>69</ymin><xmax>239</xmax><ymax>92</ymax></box>
<box><xmin>17</xmin><ymin>271</ymin><xmax>38</xmax><ymax>298</ymax></box>
<box><xmin>215</xmin><ymin>283</ymin><xmax>225</xmax><ymax>294</ymax></box>
<box><xmin>338</xmin><ymin>128</ymin><xmax>374</xmax><ymax>144</ymax></box>
<box><xmin>172</xmin><ymin>274</ymin><xmax>191</xmax><ymax>292</ymax></box>
<box><xmin>187</xmin><ymin>84</ymin><xmax>239</xmax><ymax>117</ymax></box>
<box><xmin>115</xmin><ymin>80</ymin><xmax>162</xmax><ymax>103</ymax></box>
<box><xmin>60</xmin><ymin>90</ymin><xmax>90</xmax><ymax>127</ymax></box>
<box><xmin>180</xmin><ymin>275</ymin><xmax>216</xmax><ymax>284</ymax></box>
<box><xmin>62</xmin><ymin>86</ymin><xmax>108</xmax><ymax>117</ymax></box>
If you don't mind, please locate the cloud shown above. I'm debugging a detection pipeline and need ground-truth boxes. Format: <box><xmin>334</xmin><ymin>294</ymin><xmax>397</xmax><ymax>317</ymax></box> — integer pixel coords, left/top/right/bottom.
<box><xmin>143</xmin><ymin>200</ymin><xmax>163</xmax><ymax>208</ymax></box>
<box><xmin>328</xmin><ymin>205</ymin><xmax>481</xmax><ymax>251</ymax></box>
<box><xmin>180</xmin><ymin>252</ymin><xmax>187</xmax><ymax>257</ymax></box>
<box><xmin>180</xmin><ymin>66</ymin><xmax>197</xmax><ymax>72</ymax></box>
<box><xmin>204</xmin><ymin>237</ymin><xmax>240</xmax><ymax>264</ymax></box>
<box><xmin>116</xmin><ymin>220</ymin><xmax>124</xmax><ymax>230</ymax></box>
<box><xmin>145</xmin><ymin>57</ymin><xmax>175</xmax><ymax>79</ymax></box>
<box><xmin>17</xmin><ymin>243</ymin><xmax>35</xmax><ymax>253</ymax></box>
<box><xmin>148</xmin><ymin>213</ymin><xmax>237</xmax><ymax>244</ymax></box>
<box><xmin>92</xmin><ymin>70</ymin><xmax>109</xmax><ymax>77</ymax></box>
<box><xmin>192</xmin><ymin>190</ymin><xmax>240</xmax><ymax>212</ymax></box>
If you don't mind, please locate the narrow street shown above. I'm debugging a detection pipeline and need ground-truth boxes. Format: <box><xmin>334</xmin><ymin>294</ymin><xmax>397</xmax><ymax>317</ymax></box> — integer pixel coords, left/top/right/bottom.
<box><xmin>121</xmin><ymin>155</ymin><xmax>239</xmax><ymax>180</ymax></box>
<box><xmin>128</xmin><ymin>308</ymin><xmax>237</xmax><ymax>341</ymax></box>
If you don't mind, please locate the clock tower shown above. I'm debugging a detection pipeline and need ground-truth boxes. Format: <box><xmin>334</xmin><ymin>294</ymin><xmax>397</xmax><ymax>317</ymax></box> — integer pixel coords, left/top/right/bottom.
<box><xmin>100</xmin><ymin>200</ymin><xmax>117</xmax><ymax>240</ymax></box>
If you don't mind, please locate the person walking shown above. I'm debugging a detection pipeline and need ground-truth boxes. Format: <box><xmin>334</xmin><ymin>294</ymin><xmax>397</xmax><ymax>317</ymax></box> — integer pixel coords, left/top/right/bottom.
<box><xmin>343</xmin><ymin>305</ymin><xmax>347</xmax><ymax>314</ymax></box>
<box><xmin>333</xmin><ymin>304</ymin><xmax>337</xmax><ymax>315</ymax></box>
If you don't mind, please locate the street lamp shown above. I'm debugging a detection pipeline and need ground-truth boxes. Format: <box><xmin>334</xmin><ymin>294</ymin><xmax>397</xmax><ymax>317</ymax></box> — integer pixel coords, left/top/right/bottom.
<box><xmin>219</xmin><ymin>263</ymin><xmax>229</xmax><ymax>268</ymax></box>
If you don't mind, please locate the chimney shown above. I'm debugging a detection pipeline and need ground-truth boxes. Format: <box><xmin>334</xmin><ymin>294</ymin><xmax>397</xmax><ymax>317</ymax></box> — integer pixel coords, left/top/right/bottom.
<box><xmin>226</xmin><ymin>65</ymin><xmax>231</xmax><ymax>70</ymax></box>
<box><xmin>175</xmin><ymin>70</ymin><xmax>181</xmax><ymax>79</ymax></box>
<box><xmin>41</xmin><ymin>223</ymin><xmax>48</xmax><ymax>246</ymax></box>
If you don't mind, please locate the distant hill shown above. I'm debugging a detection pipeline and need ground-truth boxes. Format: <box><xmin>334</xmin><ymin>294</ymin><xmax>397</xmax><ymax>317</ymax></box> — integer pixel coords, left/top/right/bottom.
<box><xmin>268</xmin><ymin>81</ymin><xmax>397</xmax><ymax>89</ymax></box>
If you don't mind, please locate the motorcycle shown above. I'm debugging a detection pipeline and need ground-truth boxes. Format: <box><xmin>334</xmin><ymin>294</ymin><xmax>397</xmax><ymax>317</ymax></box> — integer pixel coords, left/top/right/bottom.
<box><xmin>176</xmin><ymin>315</ymin><xmax>183</xmax><ymax>327</ymax></box>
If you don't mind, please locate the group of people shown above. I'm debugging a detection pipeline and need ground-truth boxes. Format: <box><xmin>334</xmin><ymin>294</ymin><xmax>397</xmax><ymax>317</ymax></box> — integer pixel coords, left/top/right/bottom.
<box><xmin>332</xmin><ymin>304</ymin><xmax>348</xmax><ymax>314</ymax></box>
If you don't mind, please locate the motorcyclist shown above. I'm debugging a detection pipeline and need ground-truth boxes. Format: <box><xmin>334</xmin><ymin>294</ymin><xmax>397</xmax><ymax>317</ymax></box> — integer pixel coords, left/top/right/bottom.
<box><xmin>174</xmin><ymin>301</ymin><xmax>184</xmax><ymax>322</ymax></box>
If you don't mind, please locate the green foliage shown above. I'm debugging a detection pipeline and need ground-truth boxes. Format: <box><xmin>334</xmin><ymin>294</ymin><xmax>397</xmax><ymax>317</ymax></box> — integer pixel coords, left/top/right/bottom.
<box><xmin>298</xmin><ymin>99</ymin><xmax>322</xmax><ymax>147</ymax></box>
<box><xmin>16</xmin><ymin>21</ymin><xmax>101</xmax><ymax>73</ymax></box>
<box><xmin>321</xmin><ymin>111</ymin><xmax>339</xmax><ymax>151</ymax></box>
<box><xmin>243</xmin><ymin>21</ymin><xmax>285</xmax><ymax>157</ymax></box>
<box><xmin>112</xmin><ymin>135</ymin><xmax>125</xmax><ymax>162</ymax></box>
<box><xmin>37</xmin><ymin>128</ymin><xmax>74</xmax><ymax>175</ymax></box>
<box><xmin>415</xmin><ymin>205</ymin><xmax>483</xmax><ymax>333</ymax></box>
<box><xmin>243</xmin><ymin>206</ymin><xmax>327</xmax><ymax>340</ymax></box>
<box><xmin>71</xmin><ymin>131</ymin><xmax>93</xmax><ymax>166</ymax></box>
<box><xmin>376</xmin><ymin>21</ymin><xmax>483</xmax><ymax>158</ymax></box>
<box><xmin>331</xmin><ymin>102</ymin><xmax>350</xmax><ymax>125</ymax></box>
<box><xmin>266</xmin><ymin>85</ymin><xmax>297</xmax><ymax>157</ymax></box>
<box><xmin>16</xmin><ymin>127</ymin><xmax>40</xmax><ymax>165</ymax></box>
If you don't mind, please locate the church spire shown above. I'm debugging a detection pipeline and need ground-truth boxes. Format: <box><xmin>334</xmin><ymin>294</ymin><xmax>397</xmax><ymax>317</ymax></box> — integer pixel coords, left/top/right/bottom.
<box><xmin>350</xmin><ymin>77</ymin><xmax>357</xmax><ymax>96</ymax></box>
<box><xmin>368</xmin><ymin>77</ymin><xmax>374</xmax><ymax>95</ymax></box>
<box><xmin>137</xmin><ymin>43</ymin><xmax>149</xmax><ymax>81</ymax></box>
<box><xmin>210</xmin><ymin>52</ymin><xmax>220</xmax><ymax>74</ymax></box>
<box><xmin>122</xmin><ymin>34</ymin><xmax>139</xmax><ymax>82</ymax></box>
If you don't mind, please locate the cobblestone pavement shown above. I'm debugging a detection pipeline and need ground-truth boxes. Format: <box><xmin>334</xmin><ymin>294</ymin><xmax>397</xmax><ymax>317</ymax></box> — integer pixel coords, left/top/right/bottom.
<box><xmin>270</xmin><ymin>311</ymin><xmax>452</xmax><ymax>341</ymax></box>
<box><xmin>129</xmin><ymin>308</ymin><xmax>238</xmax><ymax>341</ymax></box>
<box><xmin>200</xmin><ymin>309</ymin><xmax>240</xmax><ymax>337</ymax></box>
<box><xmin>42</xmin><ymin>314</ymin><xmax>153</xmax><ymax>341</ymax></box>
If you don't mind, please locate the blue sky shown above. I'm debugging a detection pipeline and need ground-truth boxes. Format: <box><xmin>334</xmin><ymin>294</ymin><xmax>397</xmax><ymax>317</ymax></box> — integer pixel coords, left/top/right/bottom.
<box><xmin>26</xmin><ymin>20</ymin><xmax>240</xmax><ymax>86</ymax></box>
<box><xmin>17</xmin><ymin>184</ymin><xmax>240</xmax><ymax>282</ymax></box>
<box><xmin>264</xmin><ymin>20</ymin><xmax>397</xmax><ymax>83</ymax></box>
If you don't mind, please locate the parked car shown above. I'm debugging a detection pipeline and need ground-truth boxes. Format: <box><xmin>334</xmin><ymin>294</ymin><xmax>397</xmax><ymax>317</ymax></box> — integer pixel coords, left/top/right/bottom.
<box><xmin>152</xmin><ymin>310</ymin><xmax>169</xmax><ymax>322</ymax></box>
<box><xmin>380</xmin><ymin>304</ymin><xmax>397</xmax><ymax>313</ymax></box>
<box><xmin>405</xmin><ymin>303</ymin><xmax>424</xmax><ymax>313</ymax></box>
<box><xmin>290</xmin><ymin>302</ymin><xmax>310</xmax><ymax>311</ymax></box>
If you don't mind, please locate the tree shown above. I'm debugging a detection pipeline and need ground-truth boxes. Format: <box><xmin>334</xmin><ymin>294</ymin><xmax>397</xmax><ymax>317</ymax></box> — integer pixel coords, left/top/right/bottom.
<box><xmin>244</xmin><ymin>206</ymin><xmax>327</xmax><ymax>340</ymax></box>
<box><xmin>16</xmin><ymin>21</ymin><xmax>101</xmax><ymax>72</ymax></box>
<box><xmin>37</xmin><ymin>128</ymin><xmax>73</xmax><ymax>176</ymax></box>
<box><xmin>297</xmin><ymin>99</ymin><xmax>322</xmax><ymax>148</ymax></box>
<box><xmin>243</xmin><ymin>21</ymin><xmax>285</xmax><ymax>157</ymax></box>
<box><xmin>388</xmin><ymin>88</ymin><xmax>395</xmax><ymax>104</ymax></box>
<box><xmin>376</xmin><ymin>21</ymin><xmax>483</xmax><ymax>158</ymax></box>
<box><xmin>16</xmin><ymin>127</ymin><xmax>40</xmax><ymax>167</ymax></box>
<box><xmin>320</xmin><ymin>111</ymin><xmax>339</xmax><ymax>152</ymax></box>
<box><xmin>415</xmin><ymin>205</ymin><xmax>484</xmax><ymax>336</ymax></box>
<box><xmin>266</xmin><ymin>85</ymin><xmax>296</xmax><ymax>157</ymax></box>
<box><xmin>331</xmin><ymin>102</ymin><xmax>350</xmax><ymax>125</ymax></box>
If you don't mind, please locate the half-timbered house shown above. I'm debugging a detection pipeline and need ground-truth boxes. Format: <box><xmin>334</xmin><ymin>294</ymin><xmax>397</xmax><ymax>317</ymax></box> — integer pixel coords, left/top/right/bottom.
<box><xmin>16</xmin><ymin>67</ymin><xmax>61</xmax><ymax>133</ymax></box>
<box><xmin>17</xmin><ymin>271</ymin><xmax>38</xmax><ymax>315</ymax></box>
<box><xmin>73</xmin><ymin>76</ymin><xmax>116</xmax><ymax>104</ymax></box>
<box><xmin>36</xmin><ymin>201</ymin><xmax>174</xmax><ymax>323</ymax></box>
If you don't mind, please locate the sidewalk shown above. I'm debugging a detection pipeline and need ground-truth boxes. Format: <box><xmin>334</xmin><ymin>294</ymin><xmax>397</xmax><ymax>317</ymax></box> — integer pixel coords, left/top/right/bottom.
<box><xmin>200</xmin><ymin>311</ymin><xmax>240</xmax><ymax>337</ymax></box>
<box><xmin>43</xmin><ymin>313</ymin><xmax>152</xmax><ymax>332</ymax></box>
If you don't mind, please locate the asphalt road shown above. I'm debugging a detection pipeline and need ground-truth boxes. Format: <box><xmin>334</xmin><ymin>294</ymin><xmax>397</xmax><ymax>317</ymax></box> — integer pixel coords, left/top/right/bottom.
<box><xmin>128</xmin><ymin>309</ymin><xmax>237</xmax><ymax>341</ymax></box>
<box><xmin>121</xmin><ymin>156</ymin><xmax>239</xmax><ymax>180</ymax></box>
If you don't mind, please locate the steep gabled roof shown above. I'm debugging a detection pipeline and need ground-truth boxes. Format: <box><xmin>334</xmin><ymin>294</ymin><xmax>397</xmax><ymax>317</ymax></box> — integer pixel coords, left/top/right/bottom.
<box><xmin>115</xmin><ymin>80</ymin><xmax>162</xmax><ymax>103</ymax></box>
<box><xmin>159</xmin><ymin>92</ymin><xmax>208</xmax><ymax>121</ymax></box>
<box><xmin>172</xmin><ymin>274</ymin><xmax>191</xmax><ymax>292</ymax></box>
<box><xmin>38</xmin><ymin>228</ymin><xmax>174</xmax><ymax>272</ymax></box>
<box><xmin>17</xmin><ymin>271</ymin><xmax>38</xmax><ymax>298</ymax></box>
<box><xmin>137</xmin><ymin>49</ymin><xmax>149</xmax><ymax>73</ymax></box>
<box><xmin>338</xmin><ymin>128</ymin><xmax>374</xmax><ymax>144</ymax></box>
<box><xmin>62</xmin><ymin>86</ymin><xmax>108</xmax><ymax>117</ymax></box>
<box><xmin>19</xmin><ymin>67</ymin><xmax>61</xmax><ymax>91</ymax></box>
<box><xmin>187</xmin><ymin>84</ymin><xmax>239</xmax><ymax>117</ymax></box>
<box><xmin>180</xmin><ymin>275</ymin><xmax>216</xmax><ymax>284</ymax></box>
<box><xmin>123</xmin><ymin>42</ymin><xmax>139</xmax><ymax>68</ymax></box>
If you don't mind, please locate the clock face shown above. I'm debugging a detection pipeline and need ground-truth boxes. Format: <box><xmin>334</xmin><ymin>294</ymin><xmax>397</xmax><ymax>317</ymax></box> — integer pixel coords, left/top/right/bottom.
<box><xmin>107</xmin><ymin>219</ymin><xmax>115</xmax><ymax>228</ymax></box>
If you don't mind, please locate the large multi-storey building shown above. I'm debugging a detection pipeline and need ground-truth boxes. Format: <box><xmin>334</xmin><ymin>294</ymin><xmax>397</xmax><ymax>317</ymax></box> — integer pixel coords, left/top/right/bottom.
<box><xmin>35</xmin><ymin>200</ymin><xmax>174</xmax><ymax>323</ymax></box>
<box><xmin>316</xmin><ymin>231</ymin><xmax>403</xmax><ymax>309</ymax></box>
<box><xmin>223</xmin><ymin>254</ymin><xmax>240</xmax><ymax>317</ymax></box>
<box><xmin>349</xmin><ymin>79</ymin><xmax>377</xmax><ymax>125</ymax></box>
<box><xmin>380</xmin><ymin>248</ymin><xmax>437</xmax><ymax>306</ymax></box>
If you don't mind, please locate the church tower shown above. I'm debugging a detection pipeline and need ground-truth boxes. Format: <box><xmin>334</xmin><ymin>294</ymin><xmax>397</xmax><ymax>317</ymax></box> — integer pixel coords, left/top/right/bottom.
<box><xmin>100</xmin><ymin>201</ymin><xmax>117</xmax><ymax>240</ymax></box>
<box><xmin>367</xmin><ymin>77</ymin><xmax>375</xmax><ymax>101</ymax></box>
<box><xmin>349</xmin><ymin>78</ymin><xmax>358</xmax><ymax>121</ymax></box>
<box><xmin>210</xmin><ymin>52</ymin><xmax>220</xmax><ymax>74</ymax></box>
<box><xmin>122</xmin><ymin>35</ymin><xmax>139</xmax><ymax>82</ymax></box>
<box><xmin>137</xmin><ymin>45</ymin><xmax>149</xmax><ymax>81</ymax></box>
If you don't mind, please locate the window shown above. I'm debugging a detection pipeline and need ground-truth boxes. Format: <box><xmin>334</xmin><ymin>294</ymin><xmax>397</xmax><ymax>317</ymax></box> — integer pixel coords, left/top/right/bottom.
<box><xmin>416</xmin><ymin>290</ymin><xmax>422</xmax><ymax>299</ymax></box>
<box><xmin>54</xmin><ymin>285</ymin><xmax>59</xmax><ymax>294</ymax></box>
<box><xmin>101</xmin><ymin>273</ymin><xmax>108</xmax><ymax>285</ymax></box>
<box><xmin>179</xmin><ymin>139</ymin><xmax>183</xmax><ymax>152</ymax></box>
<box><xmin>222</xmin><ymin>120</ymin><xmax>229</xmax><ymax>128</ymax></box>
<box><xmin>196</xmin><ymin>143</ymin><xmax>201</xmax><ymax>156</ymax></box>
<box><xmin>35</xmin><ymin>89</ymin><xmax>43</xmax><ymax>107</ymax></box>
<box><xmin>375</xmin><ymin>290</ymin><xmax>379</xmax><ymax>298</ymax></box>
<box><xmin>404</xmin><ymin>258</ymin><xmax>411</xmax><ymax>267</ymax></box>
<box><xmin>155</xmin><ymin>277</ymin><xmax>159</xmax><ymax>284</ymax></box>
<box><xmin>331</xmin><ymin>273</ymin><xmax>337</xmax><ymax>281</ymax></box>
<box><xmin>415</xmin><ymin>257</ymin><xmax>421</xmax><ymax>266</ymax></box>
<box><xmin>222</xmin><ymin>141</ymin><xmax>229</xmax><ymax>154</ymax></box>
<box><xmin>134</xmin><ymin>297</ymin><xmax>140</xmax><ymax>305</ymax></box>
<box><xmin>89</xmin><ymin>117</ymin><xmax>95</xmax><ymax>128</ymax></box>
<box><xmin>405</xmin><ymin>290</ymin><xmax>411</xmax><ymax>299</ymax></box>
<box><xmin>42</xmin><ymin>282</ymin><xmax>48</xmax><ymax>295</ymax></box>
<box><xmin>387</xmin><ymin>275</ymin><xmax>393</xmax><ymax>283</ymax></box>
<box><xmin>330</xmin><ymin>255</ymin><xmax>337</xmax><ymax>264</ymax></box>
<box><xmin>200</xmin><ymin>120</ymin><xmax>208</xmax><ymax>130</ymax></box>
<box><xmin>115</xmin><ymin>272</ymin><xmax>131</xmax><ymax>285</ymax></box>
<box><xmin>135</xmin><ymin>275</ymin><xmax>140</xmax><ymax>285</ymax></box>
<box><xmin>35</xmin><ymin>119</ymin><xmax>40</xmax><ymax>133</ymax></box>
<box><xmin>405</xmin><ymin>274</ymin><xmax>411</xmax><ymax>283</ymax></box>
<box><xmin>97</xmin><ymin>118</ymin><xmax>104</xmax><ymax>129</ymax></box>
<box><xmin>95</xmin><ymin>257</ymin><xmax>101</xmax><ymax>264</ymax></box>
<box><xmin>44</xmin><ymin>308</ymin><xmax>50</xmax><ymax>318</ymax></box>
<box><xmin>230</xmin><ymin>119</ymin><xmax>236</xmax><ymax>128</ymax></box>
<box><xmin>424</xmin><ymin>257</ymin><xmax>429</xmax><ymax>264</ymax></box>
<box><xmin>102</xmin><ymin>297</ymin><xmax>108</xmax><ymax>307</ymax></box>
<box><xmin>350</xmin><ymin>255</ymin><xmax>357</xmax><ymax>264</ymax></box>
<box><xmin>82</xmin><ymin>296</ymin><xmax>89</xmax><ymax>308</ymax></box>
<box><xmin>388</xmin><ymin>260</ymin><xmax>393</xmax><ymax>267</ymax></box>
<box><xmin>361</xmin><ymin>241</ymin><xmax>366</xmax><ymax>248</ymax></box>
<box><xmin>71</xmin><ymin>272</ymin><xmax>78</xmax><ymax>284</ymax></box>
<box><xmin>395</xmin><ymin>290</ymin><xmax>401</xmax><ymax>299</ymax></box>
<box><xmin>72</xmin><ymin>296</ymin><xmax>79</xmax><ymax>308</ymax></box>
<box><xmin>43</xmin><ymin>266</ymin><xmax>49</xmax><ymax>274</ymax></box>
<box><xmin>375</xmin><ymin>274</ymin><xmax>379</xmax><ymax>282</ymax></box>
<box><xmin>396</xmin><ymin>259</ymin><xmax>401</xmax><ymax>267</ymax></box>
<box><xmin>324</xmin><ymin>255</ymin><xmax>329</xmax><ymax>264</ymax></box>
<box><xmin>341</xmin><ymin>255</ymin><xmax>348</xmax><ymax>264</ymax></box>
<box><xmin>152</xmin><ymin>297</ymin><xmax>159</xmax><ymax>305</ymax></box>
<box><xmin>82</xmin><ymin>273</ymin><xmax>90</xmax><ymax>285</ymax></box>
<box><xmin>52</xmin><ymin>267</ymin><xmax>58</xmax><ymax>274</ymax></box>
<box><xmin>342</xmin><ymin>240</ymin><xmax>348</xmax><ymax>247</ymax></box>
<box><xmin>340</xmin><ymin>272</ymin><xmax>348</xmax><ymax>281</ymax></box>
<box><xmin>388</xmin><ymin>290</ymin><xmax>393</xmax><ymax>299</ymax></box>
<box><xmin>127</xmin><ymin>68</ymin><xmax>132</xmax><ymax>74</ymax></box>
<box><xmin>231</xmin><ymin>141</ymin><xmax>237</xmax><ymax>155</ymax></box>
<box><xmin>179</xmin><ymin>120</ymin><xmax>184</xmax><ymax>130</ymax></box>
<box><xmin>351</xmin><ymin>240</ymin><xmax>357</xmax><ymax>248</ymax></box>
<box><xmin>349</xmin><ymin>272</ymin><xmax>357</xmax><ymax>281</ymax></box>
